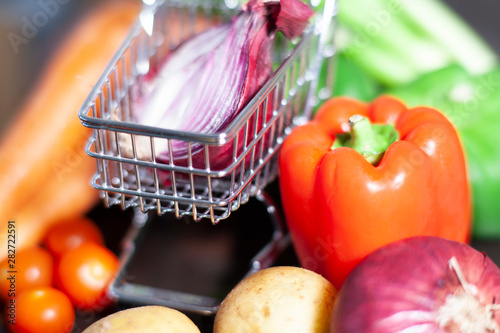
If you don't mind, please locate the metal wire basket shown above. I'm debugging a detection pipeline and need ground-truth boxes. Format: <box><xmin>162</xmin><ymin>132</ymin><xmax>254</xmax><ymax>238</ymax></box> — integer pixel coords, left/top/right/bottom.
<box><xmin>78</xmin><ymin>0</ymin><xmax>337</xmax><ymax>224</ymax></box>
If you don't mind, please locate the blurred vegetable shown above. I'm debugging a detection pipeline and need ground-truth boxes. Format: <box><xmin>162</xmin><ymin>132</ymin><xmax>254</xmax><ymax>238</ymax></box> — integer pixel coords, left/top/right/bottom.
<box><xmin>0</xmin><ymin>246</ymin><xmax>54</xmax><ymax>301</ymax></box>
<box><xmin>331</xmin><ymin>236</ymin><xmax>500</xmax><ymax>332</ymax></box>
<box><xmin>57</xmin><ymin>243</ymin><xmax>119</xmax><ymax>311</ymax></box>
<box><xmin>335</xmin><ymin>0</ymin><xmax>498</xmax><ymax>87</ymax></box>
<box><xmin>44</xmin><ymin>217</ymin><xmax>105</xmax><ymax>260</ymax></box>
<box><xmin>332</xmin><ymin>53</ymin><xmax>382</xmax><ymax>102</ymax></box>
<box><xmin>121</xmin><ymin>0</ymin><xmax>313</xmax><ymax>170</ymax></box>
<box><xmin>0</xmin><ymin>0</ymin><xmax>141</xmax><ymax>260</ymax></box>
<box><xmin>331</xmin><ymin>0</ymin><xmax>500</xmax><ymax>240</ymax></box>
<box><xmin>11</xmin><ymin>287</ymin><xmax>75</xmax><ymax>333</ymax></box>
<box><xmin>389</xmin><ymin>66</ymin><xmax>500</xmax><ymax>240</ymax></box>
<box><xmin>214</xmin><ymin>266</ymin><xmax>336</xmax><ymax>333</ymax></box>
<box><xmin>279</xmin><ymin>96</ymin><xmax>471</xmax><ymax>289</ymax></box>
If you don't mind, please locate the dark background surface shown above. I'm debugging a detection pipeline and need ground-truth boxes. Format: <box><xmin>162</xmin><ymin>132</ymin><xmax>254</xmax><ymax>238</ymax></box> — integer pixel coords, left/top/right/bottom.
<box><xmin>0</xmin><ymin>0</ymin><xmax>499</xmax><ymax>332</ymax></box>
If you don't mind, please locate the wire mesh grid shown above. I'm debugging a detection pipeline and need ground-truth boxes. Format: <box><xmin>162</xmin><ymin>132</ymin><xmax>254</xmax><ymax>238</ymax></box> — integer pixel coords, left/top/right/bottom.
<box><xmin>79</xmin><ymin>0</ymin><xmax>337</xmax><ymax>224</ymax></box>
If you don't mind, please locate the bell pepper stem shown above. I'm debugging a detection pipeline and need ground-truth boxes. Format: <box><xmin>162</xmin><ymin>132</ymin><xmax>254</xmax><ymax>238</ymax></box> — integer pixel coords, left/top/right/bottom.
<box><xmin>349</xmin><ymin>115</ymin><xmax>384</xmax><ymax>164</ymax></box>
<box><xmin>332</xmin><ymin>115</ymin><xmax>399</xmax><ymax>165</ymax></box>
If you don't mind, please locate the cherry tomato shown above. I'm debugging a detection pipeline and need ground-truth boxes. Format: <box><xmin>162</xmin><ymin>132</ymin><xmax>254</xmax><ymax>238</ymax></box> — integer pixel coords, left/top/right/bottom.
<box><xmin>8</xmin><ymin>287</ymin><xmax>75</xmax><ymax>333</ymax></box>
<box><xmin>44</xmin><ymin>217</ymin><xmax>104</xmax><ymax>259</ymax></box>
<box><xmin>0</xmin><ymin>246</ymin><xmax>54</xmax><ymax>301</ymax></box>
<box><xmin>57</xmin><ymin>243</ymin><xmax>119</xmax><ymax>311</ymax></box>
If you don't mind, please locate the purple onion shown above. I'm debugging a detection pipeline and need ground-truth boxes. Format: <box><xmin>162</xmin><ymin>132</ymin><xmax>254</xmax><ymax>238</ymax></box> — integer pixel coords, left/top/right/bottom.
<box><xmin>330</xmin><ymin>236</ymin><xmax>500</xmax><ymax>332</ymax></box>
<box><xmin>129</xmin><ymin>0</ymin><xmax>313</xmax><ymax>169</ymax></box>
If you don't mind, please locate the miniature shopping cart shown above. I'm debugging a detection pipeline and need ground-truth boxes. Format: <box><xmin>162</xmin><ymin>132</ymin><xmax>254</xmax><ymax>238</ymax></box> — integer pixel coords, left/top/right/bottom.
<box><xmin>78</xmin><ymin>0</ymin><xmax>336</xmax><ymax>315</ymax></box>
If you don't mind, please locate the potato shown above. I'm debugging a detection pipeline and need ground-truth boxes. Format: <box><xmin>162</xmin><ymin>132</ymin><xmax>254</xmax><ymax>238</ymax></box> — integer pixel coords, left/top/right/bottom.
<box><xmin>82</xmin><ymin>305</ymin><xmax>200</xmax><ymax>333</ymax></box>
<box><xmin>214</xmin><ymin>266</ymin><xmax>337</xmax><ymax>333</ymax></box>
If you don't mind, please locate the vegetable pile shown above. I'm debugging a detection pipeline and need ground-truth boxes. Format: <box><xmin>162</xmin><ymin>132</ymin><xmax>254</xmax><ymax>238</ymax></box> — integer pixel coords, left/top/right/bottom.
<box><xmin>80</xmin><ymin>0</ymin><xmax>500</xmax><ymax>331</ymax></box>
<box><xmin>80</xmin><ymin>236</ymin><xmax>500</xmax><ymax>333</ymax></box>
<box><xmin>0</xmin><ymin>0</ymin><xmax>140</xmax><ymax>261</ymax></box>
<box><xmin>81</xmin><ymin>266</ymin><xmax>337</xmax><ymax>333</ymax></box>
<box><xmin>4</xmin><ymin>0</ymin><xmax>500</xmax><ymax>331</ymax></box>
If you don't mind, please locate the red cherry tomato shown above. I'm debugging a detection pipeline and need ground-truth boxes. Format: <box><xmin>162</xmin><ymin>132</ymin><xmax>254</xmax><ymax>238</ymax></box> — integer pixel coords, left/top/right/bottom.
<box><xmin>0</xmin><ymin>246</ymin><xmax>54</xmax><ymax>301</ymax></box>
<box><xmin>8</xmin><ymin>287</ymin><xmax>75</xmax><ymax>333</ymax></box>
<box><xmin>57</xmin><ymin>243</ymin><xmax>119</xmax><ymax>311</ymax></box>
<box><xmin>44</xmin><ymin>217</ymin><xmax>104</xmax><ymax>259</ymax></box>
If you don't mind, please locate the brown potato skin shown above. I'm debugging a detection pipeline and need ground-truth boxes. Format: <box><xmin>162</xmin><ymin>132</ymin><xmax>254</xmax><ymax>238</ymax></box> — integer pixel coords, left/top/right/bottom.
<box><xmin>82</xmin><ymin>306</ymin><xmax>200</xmax><ymax>333</ymax></box>
<box><xmin>214</xmin><ymin>266</ymin><xmax>337</xmax><ymax>333</ymax></box>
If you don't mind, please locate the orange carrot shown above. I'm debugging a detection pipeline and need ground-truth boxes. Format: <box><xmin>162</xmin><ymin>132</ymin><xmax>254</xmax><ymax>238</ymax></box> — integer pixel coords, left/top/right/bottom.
<box><xmin>0</xmin><ymin>0</ymin><xmax>141</xmax><ymax>258</ymax></box>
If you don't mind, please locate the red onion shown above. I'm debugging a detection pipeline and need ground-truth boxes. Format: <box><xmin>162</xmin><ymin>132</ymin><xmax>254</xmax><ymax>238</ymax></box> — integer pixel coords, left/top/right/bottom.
<box><xmin>330</xmin><ymin>236</ymin><xmax>500</xmax><ymax>332</ymax></box>
<box><xmin>124</xmin><ymin>0</ymin><xmax>313</xmax><ymax>171</ymax></box>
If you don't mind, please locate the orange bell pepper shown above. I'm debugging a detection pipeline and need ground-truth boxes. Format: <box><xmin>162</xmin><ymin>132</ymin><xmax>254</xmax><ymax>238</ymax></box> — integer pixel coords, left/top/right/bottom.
<box><xmin>278</xmin><ymin>96</ymin><xmax>471</xmax><ymax>289</ymax></box>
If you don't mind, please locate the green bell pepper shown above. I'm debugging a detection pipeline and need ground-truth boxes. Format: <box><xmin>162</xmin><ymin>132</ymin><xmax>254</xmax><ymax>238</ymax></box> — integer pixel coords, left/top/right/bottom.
<box><xmin>389</xmin><ymin>65</ymin><xmax>500</xmax><ymax>240</ymax></box>
<box><xmin>332</xmin><ymin>52</ymin><xmax>382</xmax><ymax>102</ymax></box>
<box><xmin>336</xmin><ymin>0</ymin><xmax>498</xmax><ymax>87</ymax></box>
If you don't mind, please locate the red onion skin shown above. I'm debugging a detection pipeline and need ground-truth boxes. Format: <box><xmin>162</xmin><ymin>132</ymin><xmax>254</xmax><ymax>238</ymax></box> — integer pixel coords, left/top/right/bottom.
<box><xmin>130</xmin><ymin>0</ymin><xmax>313</xmax><ymax>173</ymax></box>
<box><xmin>330</xmin><ymin>236</ymin><xmax>500</xmax><ymax>332</ymax></box>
